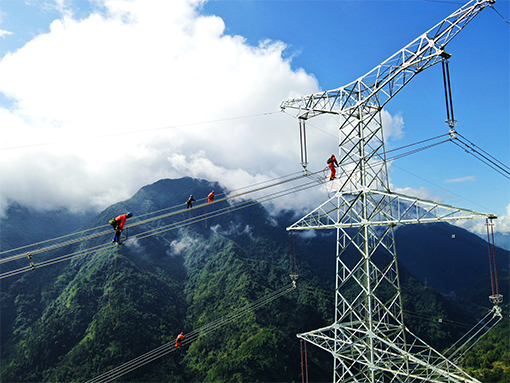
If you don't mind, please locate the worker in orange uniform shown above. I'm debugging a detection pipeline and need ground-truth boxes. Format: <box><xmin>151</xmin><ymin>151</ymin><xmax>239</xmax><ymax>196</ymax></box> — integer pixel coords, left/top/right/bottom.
<box><xmin>111</xmin><ymin>212</ymin><xmax>133</xmax><ymax>244</ymax></box>
<box><xmin>175</xmin><ymin>332</ymin><xmax>186</xmax><ymax>347</ymax></box>
<box><xmin>208</xmin><ymin>190</ymin><xmax>215</xmax><ymax>203</ymax></box>
<box><xmin>327</xmin><ymin>154</ymin><xmax>339</xmax><ymax>180</ymax></box>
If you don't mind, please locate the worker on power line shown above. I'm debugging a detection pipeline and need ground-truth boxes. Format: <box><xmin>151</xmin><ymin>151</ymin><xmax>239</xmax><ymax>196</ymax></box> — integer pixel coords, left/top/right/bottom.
<box><xmin>186</xmin><ymin>195</ymin><xmax>196</xmax><ymax>209</ymax></box>
<box><xmin>175</xmin><ymin>332</ymin><xmax>186</xmax><ymax>347</ymax></box>
<box><xmin>327</xmin><ymin>154</ymin><xmax>339</xmax><ymax>180</ymax></box>
<box><xmin>208</xmin><ymin>190</ymin><xmax>215</xmax><ymax>203</ymax></box>
<box><xmin>111</xmin><ymin>212</ymin><xmax>133</xmax><ymax>244</ymax></box>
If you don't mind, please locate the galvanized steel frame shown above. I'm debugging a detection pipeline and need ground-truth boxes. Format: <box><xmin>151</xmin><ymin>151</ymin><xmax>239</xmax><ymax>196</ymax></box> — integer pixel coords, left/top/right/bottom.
<box><xmin>282</xmin><ymin>1</ymin><xmax>495</xmax><ymax>382</ymax></box>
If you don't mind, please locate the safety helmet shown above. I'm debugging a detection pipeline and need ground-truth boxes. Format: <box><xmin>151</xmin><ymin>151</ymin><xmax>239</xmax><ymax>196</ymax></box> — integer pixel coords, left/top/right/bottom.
<box><xmin>212</xmin><ymin>190</ymin><xmax>215</xmax><ymax>193</ymax></box>
<box><xmin>127</xmin><ymin>212</ymin><xmax>133</xmax><ymax>218</ymax></box>
<box><xmin>190</xmin><ymin>195</ymin><xmax>193</xmax><ymax>198</ymax></box>
<box><xmin>331</xmin><ymin>154</ymin><xmax>335</xmax><ymax>157</ymax></box>
<box><xmin>181</xmin><ymin>332</ymin><xmax>184</xmax><ymax>335</ymax></box>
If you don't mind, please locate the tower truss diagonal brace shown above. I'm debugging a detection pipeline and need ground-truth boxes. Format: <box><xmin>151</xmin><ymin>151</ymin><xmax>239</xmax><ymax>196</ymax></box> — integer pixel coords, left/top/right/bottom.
<box><xmin>297</xmin><ymin>325</ymin><xmax>481</xmax><ymax>383</ymax></box>
<box><xmin>287</xmin><ymin>190</ymin><xmax>495</xmax><ymax>231</ymax></box>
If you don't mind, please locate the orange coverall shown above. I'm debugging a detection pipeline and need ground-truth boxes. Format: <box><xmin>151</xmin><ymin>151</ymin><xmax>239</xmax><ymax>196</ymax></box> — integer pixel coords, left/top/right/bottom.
<box><xmin>328</xmin><ymin>155</ymin><xmax>339</xmax><ymax>180</ymax></box>
<box><xmin>175</xmin><ymin>332</ymin><xmax>186</xmax><ymax>347</ymax></box>
<box><xmin>208</xmin><ymin>191</ymin><xmax>215</xmax><ymax>203</ymax></box>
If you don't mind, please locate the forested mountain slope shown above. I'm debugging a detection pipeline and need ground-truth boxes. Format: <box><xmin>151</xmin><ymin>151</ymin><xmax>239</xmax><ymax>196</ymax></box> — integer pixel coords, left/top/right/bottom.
<box><xmin>1</xmin><ymin>177</ymin><xmax>507</xmax><ymax>382</ymax></box>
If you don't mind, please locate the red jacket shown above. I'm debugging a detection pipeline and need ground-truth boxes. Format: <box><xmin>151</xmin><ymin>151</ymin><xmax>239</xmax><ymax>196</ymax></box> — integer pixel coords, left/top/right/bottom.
<box><xmin>115</xmin><ymin>214</ymin><xmax>129</xmax><ymax>230</ymax></box>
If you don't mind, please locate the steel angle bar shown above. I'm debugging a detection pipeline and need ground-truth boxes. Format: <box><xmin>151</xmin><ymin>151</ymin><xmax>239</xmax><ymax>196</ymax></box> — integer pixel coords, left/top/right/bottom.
<box><xmin>289</xmin><ymin>189</ymin><xmax>493</xmax><ymax>231</ymax></box>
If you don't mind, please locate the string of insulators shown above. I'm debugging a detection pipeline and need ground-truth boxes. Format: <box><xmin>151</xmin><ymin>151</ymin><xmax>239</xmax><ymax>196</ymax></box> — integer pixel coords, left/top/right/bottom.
<box><xmin>299</xmin><ymin>119</ymin><xmax>308</xmax><ymax>171</ymax></box>
<box><xmin>289</xmin><ymin>232</ymin><xmax>298</xmax><ymax>281</ymax></box>
<box><xmin>300</xmin><ymin>339</ymin><xmax>309</xmax><ymax>383</ymax></box>
<box><xmin>486</xmin><ymin>217</ymin><xmax>503</xmax><ymax>305</ymax></box>
<box><xmin>441</xmin><ymin>51</ymin><xmax>457</xmax><ymax>129</ymax></box>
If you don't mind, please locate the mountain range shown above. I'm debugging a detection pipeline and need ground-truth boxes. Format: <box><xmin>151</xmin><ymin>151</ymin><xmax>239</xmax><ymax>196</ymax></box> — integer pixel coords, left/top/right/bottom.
<box><xmin>1</xmin><ymin>177</ymin><xmax>508</xmax><ymax>382</ymax></box>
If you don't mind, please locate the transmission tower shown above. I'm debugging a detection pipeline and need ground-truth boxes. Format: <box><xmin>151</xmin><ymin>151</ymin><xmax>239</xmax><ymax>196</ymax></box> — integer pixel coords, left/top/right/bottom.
<box><xmin>280</xmin><ymin>1</ymin><xmax>497</xmax><ymax>382</ymax></box>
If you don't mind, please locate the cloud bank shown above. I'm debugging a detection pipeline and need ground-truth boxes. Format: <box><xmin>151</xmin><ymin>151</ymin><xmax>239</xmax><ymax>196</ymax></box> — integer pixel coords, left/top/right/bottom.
<box><xmin>0</xmin><ymin>0</ymin><xmax>323</xmax><ymax>215</ymax></box>
<box><xmin>2</xmin><ymin>0</ymin><xmax>502</xmax><ymax>235</ymax></box>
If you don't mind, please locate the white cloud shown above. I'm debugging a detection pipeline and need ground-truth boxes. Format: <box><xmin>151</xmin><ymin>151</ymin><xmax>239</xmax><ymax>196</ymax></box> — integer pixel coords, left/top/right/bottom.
<box><xmin>445</xmin><ymin>176</ymin><xmax>476</xmax><ymax>183</ymax></box>
<box><xmin>169</xmin><ymin>235</ymin><xmax>198</xmax><ymax>255</ymax></box>
<box><xmin>391</xmin><ymin>185</ymin><xmax>442</xmax><ymax>203</ymax></box>
<box><xmin>0</xmin><ymin>29</ymin><xmax>13</xmax><ymax>38</ymax></box>
<box><xmin>455</xmin><ymin>203</ymin><xmax>510</xmax><ymax>235</ymax></box>
<box><xmin>0</xmin><ymin>0</ymin><xmax>320</xmax><ymax>215</ymax></box>
<box><xmin>381</xmin><ymin>109</ymin><xmax>404</xmax><ymax>140</ymax></box>
<box><xmin>210</xmin><ymin>222</ymin><xmax>254</xmax><ymax>240</ymax></box>
<box><xmin>2</xmin><ymin>0</ymin><xmax>499</xmax><ymax>239</ymax></box>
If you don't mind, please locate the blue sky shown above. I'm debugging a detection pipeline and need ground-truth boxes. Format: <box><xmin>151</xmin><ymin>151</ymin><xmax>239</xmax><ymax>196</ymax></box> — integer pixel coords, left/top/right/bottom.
<box><xmin>202</xmin><ymin>0</ymin><xmax>510</xmax><ymax>215</ymax></box>
<box><xmin>0</xmin><ymin>0</ymin><xmax>508</xmax><ymax>234</ymax></box>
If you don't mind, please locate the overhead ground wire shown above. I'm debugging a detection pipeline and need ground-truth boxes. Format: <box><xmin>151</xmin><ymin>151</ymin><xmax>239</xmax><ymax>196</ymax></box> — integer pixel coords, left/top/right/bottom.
<box><xmin>0</xmin><ymin>111</ymin><xmax>282</xmax><ymax>151</ymax></box>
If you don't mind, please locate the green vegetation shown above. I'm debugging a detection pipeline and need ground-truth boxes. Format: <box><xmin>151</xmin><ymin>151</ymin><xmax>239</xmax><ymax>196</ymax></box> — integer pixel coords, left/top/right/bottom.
<box><xmin>461</xmin><ymin>319</ymin><xmax>510</xmax><ymax>383</ymax></box>
<box><xmin>1</xmin><ymin>177</ymin><xmax>508</xmax><ymax>382</ymax></box>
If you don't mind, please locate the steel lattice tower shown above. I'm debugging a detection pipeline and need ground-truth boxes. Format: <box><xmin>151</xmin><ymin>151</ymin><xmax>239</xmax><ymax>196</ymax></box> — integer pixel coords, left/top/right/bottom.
<box><xmin>280</xmin><ymin>1</ymin><xmax>496</xmax><ymax>382</ymax></box>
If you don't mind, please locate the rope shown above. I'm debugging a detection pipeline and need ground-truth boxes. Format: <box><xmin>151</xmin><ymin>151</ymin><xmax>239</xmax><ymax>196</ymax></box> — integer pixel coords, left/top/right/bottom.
<box><xmin>0</xmin><ymin>223</ymin><xmax>114</xmax><ymax>257</ymax></box>
<box><xmin>2</xmin><ymin>129</ymin><xmax>502</xmax><ymax>279</ymax></box>
<box><xmin>86</xmin><ymin>282</ymin><xmax>296</xmax><ymax>383</ymax></box>
<box><xmin>0</xmin><ymin>229</ymin><xmax>113</xmax><ymax>264</ymax></box>
<box><xmin>0</xmin><ymin>243</ymin><xmax>114</xmax><ymax>279</ymax></box>
<box><xmin>444</xmin><ymin>310</ymin><xmax>493</xmax><ymax>356</ymax></box>
<box><xmin>450</xmin><ymin>315</ymin><xmax>503</xmax><ymax>363</ymax></box>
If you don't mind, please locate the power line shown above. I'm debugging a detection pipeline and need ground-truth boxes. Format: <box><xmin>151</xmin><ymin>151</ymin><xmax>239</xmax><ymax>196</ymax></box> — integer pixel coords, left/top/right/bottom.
<box><xmin>0</xmin><ymin>173</ymin><xmax>323</xmax><ymax>279</ymax></box>
<box><xmin>491</xmin><ymin>4</ymin><xmax>510</xmax><ymax>26</ymax></box>
<box><xmin>450</xmin><ymin>132</ymin><xmax>510</xmax><ymax>180</ymax></box>
<box><xmin>86</xmin><ymin>283</ymin><xmax>296</xmax><ymax>383</ymax></box>
<box><xmin>0</xmin><ymin>111</ymin><xmax>281</xmax><ymax>151</ymax></box>
<box><xmin>0</xmin><ymin>169</ymin><xmax>317</xmax><ymax>259</ymax></box>
<box><xmin>2</xmin><ymin>127</ymin><xmax>505</xmax><ymax>276</ymax></box>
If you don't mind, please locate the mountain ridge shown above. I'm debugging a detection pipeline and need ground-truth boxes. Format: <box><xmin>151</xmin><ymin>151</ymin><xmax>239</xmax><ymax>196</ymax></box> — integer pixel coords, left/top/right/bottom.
<box><xmin>1</xmin><ymin>177</ymin><xmax>508</xmax><ymax>382</ymax></box>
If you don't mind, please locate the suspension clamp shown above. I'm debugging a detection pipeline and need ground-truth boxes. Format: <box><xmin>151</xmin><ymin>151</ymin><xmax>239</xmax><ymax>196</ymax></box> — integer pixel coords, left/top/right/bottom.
<box><xmin>489</xmin><ymin>294</ymin><xmax>503</xmax><ymax>305</ymax></box>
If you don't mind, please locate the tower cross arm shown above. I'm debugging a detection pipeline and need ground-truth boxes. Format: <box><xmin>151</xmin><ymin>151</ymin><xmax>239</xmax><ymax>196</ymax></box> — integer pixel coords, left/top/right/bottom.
<box><xmin>286</xmin><ymin>191</ymin><xmax>497</xmax><ymax>231</ymax></box>
<box><xmin>280</xmin><ymin>0</ymin><xmax>495</xmax><ymax>120</ymax></box>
